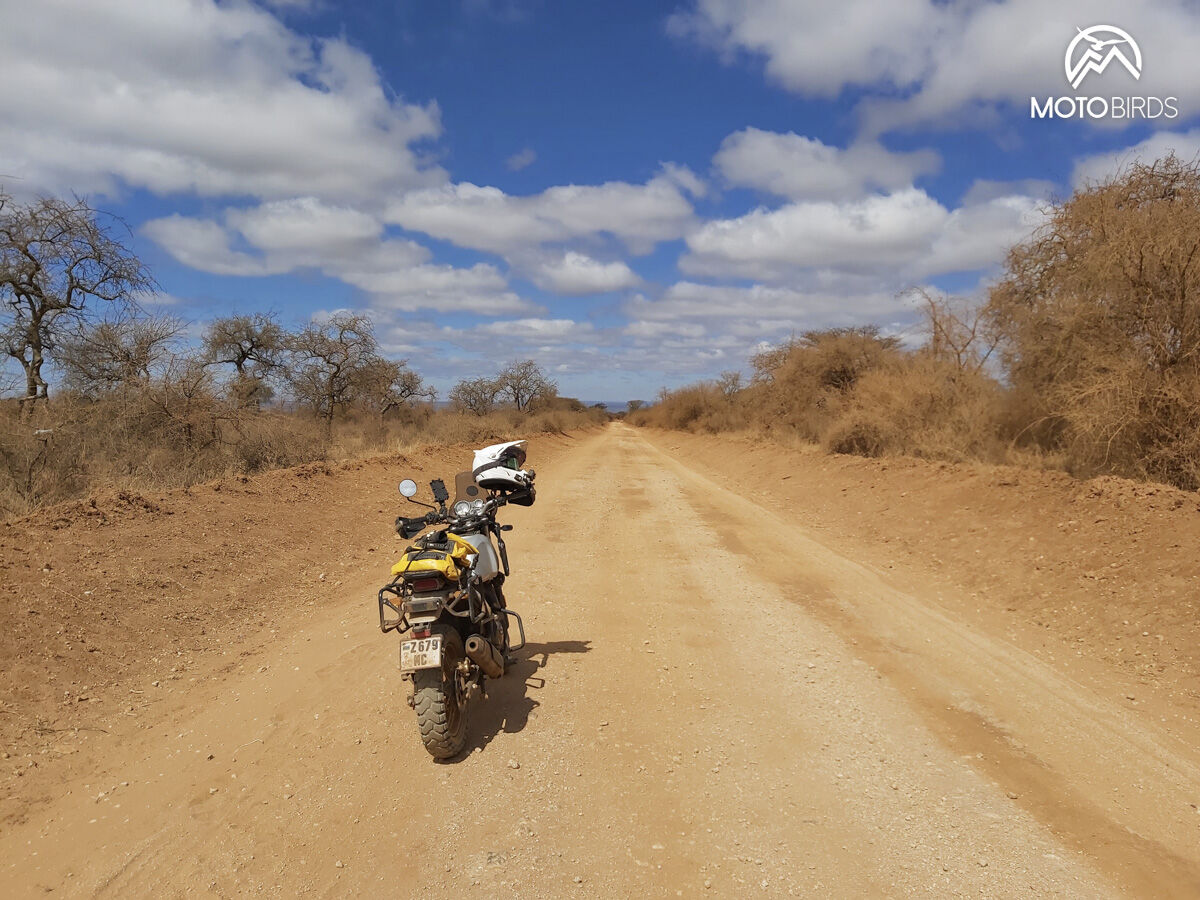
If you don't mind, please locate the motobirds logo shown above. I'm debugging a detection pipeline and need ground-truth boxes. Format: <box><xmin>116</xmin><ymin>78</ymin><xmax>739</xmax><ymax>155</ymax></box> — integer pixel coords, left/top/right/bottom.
<box><xmin>1031</xmin><ymin>25</ymin><xmax>1178</xmax><ymax>120</ymax></box>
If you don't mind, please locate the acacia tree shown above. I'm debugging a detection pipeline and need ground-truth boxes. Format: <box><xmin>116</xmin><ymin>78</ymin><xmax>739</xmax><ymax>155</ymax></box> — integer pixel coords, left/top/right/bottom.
<box><xmin>495</xmin><ymin>359</ymin><xmax>556</xmax><ymax>412</ymax></box>
<box><xmin>717</xmin><ymin>370</ymin><xmax>743</xmax><ymax>399</ymax></box>
<box><xmin>908</xmin><ymin>287</ymin><xmax>997</xmax><ymax>376</ymax></box>
<box><xmin>0</xmin><ymin>192</ymin><xmax>153</xmax><ymax>412</ymax></box>
<box><xmin>202</xmin><ymin>312</ymin><xmax>286</xmax><ymax>407</ymax></box>
<box><xmin>356</xmin><ymin>356</ymin><xmax>435</xmax><ymax>422</ymax></box>
<box><xmin>284</xmin><ymin>312</ymin><xmax>378</xmax><ymax>433</ymax></box>
<box><xmin>449</xmin><ymin>376</ymin><xmax>499</xmax><ymax>416</ymax></box>
<box><xmin>58</xmin><ymin>314</ymin><xmax>181</xmax><ymax>398</ymax></box>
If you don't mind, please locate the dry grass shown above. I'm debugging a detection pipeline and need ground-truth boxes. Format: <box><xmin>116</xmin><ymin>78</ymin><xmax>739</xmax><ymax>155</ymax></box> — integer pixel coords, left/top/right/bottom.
<box><xmin>0</xmin><ymin>396</ymin><xmax>606</xmax><ymax>518</ymax></box>
<box><xmin>822</xmin><ymin>355</ymin><xmax>1004</xmax><ymax>461</ymax></box>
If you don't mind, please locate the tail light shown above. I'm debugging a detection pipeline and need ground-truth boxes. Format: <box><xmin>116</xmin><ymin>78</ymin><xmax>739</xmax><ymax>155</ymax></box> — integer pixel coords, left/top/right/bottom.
<box><xmin>409</xmin><ymin>576</ymin><xmax>444</xmax><ymax>593</ymax></box>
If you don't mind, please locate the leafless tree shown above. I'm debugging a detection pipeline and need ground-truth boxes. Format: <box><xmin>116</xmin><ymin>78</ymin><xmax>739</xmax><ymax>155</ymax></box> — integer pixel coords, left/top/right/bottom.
<box><xmin>284</xmin><ymin>312</ymin><xmax>378</xmax><ymax>432</ymax></box>
<box><xmin>449</xmin><ymin>376</ymin><xmax>499</xmax><ymax>416</ymax></box>
<box><xmin>717</xmin><ymin>370</ymin><xmax>743</xmax><ymax>398</ymax></box>
<box><xmin>909</xmin><ymin>288</ymin><xmax>997</xmax><ymax>375</ymax></box>
<box><xmin>58</xmin><ymin>314</ymin><xmax>181</xmax><ymax>397</ymax></box>
<box><xmin>495</xmin><ymin>359</ymin><xmax>556</xmax><ymax>412</ymax></box>
<box><xmin>0</xmin><ymin>193</ymin><xmax>153</xmax><ymax>412</ymax></box>
<box><xmin>356</xmin><ymin>356</ymin><xmax>435</xmax><ymax>421</ymax></box>
<box><xmin>143</xmin><ymin>355</ymin><xmax>226</xmax><ymax>452</ymax></box>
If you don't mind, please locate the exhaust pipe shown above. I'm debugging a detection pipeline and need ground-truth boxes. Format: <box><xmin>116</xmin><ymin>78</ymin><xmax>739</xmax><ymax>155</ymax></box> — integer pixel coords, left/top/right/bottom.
<box><xmin>464</xmin><ymin>635</ymin><xmax>505</xmax><ymax>679</ymax></box>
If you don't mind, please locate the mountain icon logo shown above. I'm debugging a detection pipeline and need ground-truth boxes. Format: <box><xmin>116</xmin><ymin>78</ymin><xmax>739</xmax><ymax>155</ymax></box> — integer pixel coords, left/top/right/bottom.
<box><xmin>1065</xmin><ymin>26</ymin><xmax>1142</xmax><ymax>90</ymax></box>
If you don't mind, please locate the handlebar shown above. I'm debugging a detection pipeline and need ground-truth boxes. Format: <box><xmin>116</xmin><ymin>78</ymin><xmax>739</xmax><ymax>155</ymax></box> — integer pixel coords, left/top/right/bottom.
<box><xmin>395</xmin><ymin>513</ymin><xmax>434</xmax><ymax>539</ymax></box>
<box><xmin>394</xmin><ymin>472</ymin><xmax>534</xmax><ymax>540</ymax></box>
<box><xmin>394</xmin><ymin>493</ymin><xmax>512</xmax><ymax>539</ymax></box>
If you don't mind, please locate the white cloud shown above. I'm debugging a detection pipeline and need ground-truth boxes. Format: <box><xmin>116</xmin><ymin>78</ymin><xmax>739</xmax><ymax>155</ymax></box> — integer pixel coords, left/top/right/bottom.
<box><xmin>921</xmin><ymin>194</ymin><xmax>1044</xmax><ymax>276</ymax></box>
<box><xmin>144</xmin><ymin>199</ymin><xmax>431</xmax><ymax>275</ymax></box>
<box><xmin>385</xmin><ymin>166</ymin><xmax>701</xmax><ymax>256</ymax></box>
<box><xmin>0</xmin><ymin>1</ymin><xmax>705</xmax><ymax>315</ymax></box>
<box><xmin>426</xmin><ymin>312</ymin><xmax>741</xmax><ymax>383</ymax></box>
<box><xmin>668</xmin><ymin>0</ymin><xmax>939</xmax><ymax>98</ymax></box>
<box><xmin>533</xmin><ymin>252</ymin><xmax>640</xmax><ymax>295</ymax></box>
<box><xmin>472</xmin><ymin>318</ymin><xmax>599</xmax><ymax>343</ymax></box>
<box><xmin>714</xmin><ymin>128</ymin><xmax>940</xmax><ymax>200</ymax></box>
<box><xmin>624</xmin><ymin>319</ymin><xmax>708</xmax><ymax>340</ymax></box>
<box><xmin>607</xmin><ymin>280</ymin><xmax>936</xmax><ymax>386</ymax></box>
<box><xmin>629</xmin><ymin>282</ymin><xmax>904</xmax><ymax>333</ymax></box>
<box><xmin>141</xmin><ymin>216</ymin><xmax>277</xmax><ymax>276</ymax></box>
<box><xmin>1072</xmin><ymin>129</ymin><xmax>1200</xmax><ymax>187</ymax></box>
<box><xmin>226</xmin><ymin>197</ymin><xmax>384</xmax><ymax>254</ymax></box>
<box><xmin>143</xmin><ymin>291</ymin><xmax>185</xmax><ymax>307</ymax></box>
<box><xmin>143</xmin><ymin>202</ymin><xmax>537</xmax><ymax>315</ymax></box>
<box><xmin>863</xmin><ymin>1</ymin><xmax>1200</xmax><ymax>134</ymax></box>
<box><xmin>382</xmin><ymin>316</ymin><xmax>615</xmax><ymax>385</ymax></box>
<box><xmin>0</xmin><ymin>0</ymin><xmax>444</xmax><ymax>201</ymax></box>
<box><xmin>682</xmin><ymin>189</ymin><xmax>945</xmax><ymax>277</ymax></box>
<box><xmin>671</xmin><ymin>0</ymin><xmax>1200</xmax><ymax>132</ymax></box>
<box><xmin>359</xmin><ymin>302</ymin><xmax>846</xmax><ymax>391</ymax></box>
<box><xmin>658</xmin><ymin>162</ymin><xmax>708</xmax><ymax>199</ymax></box>
<box><xmin>961</xmin><ymin>179</ymin><xmax>1056</xmax><ymax>205</ymax></box>
<box><xmin>680</xmin><ymin>187</ymin><xmax>1042</xmax><ymax>281</ymax></box>
<box><xmin>505</xmin><ymin>147</ymin><xmax>537</xmax><ymax>171</ymax></box>
<box><xmin>352</xmin><ymin>263</ymin><xmax>537</xmax><ymax>315</ymax></box>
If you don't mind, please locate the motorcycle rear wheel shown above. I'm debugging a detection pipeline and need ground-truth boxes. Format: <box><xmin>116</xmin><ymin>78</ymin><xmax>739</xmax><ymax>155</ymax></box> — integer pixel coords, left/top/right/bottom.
<box><xmin>413</xmin><ymin>628</ymin><xmax>468</xmax><ymax>759</ymax></box>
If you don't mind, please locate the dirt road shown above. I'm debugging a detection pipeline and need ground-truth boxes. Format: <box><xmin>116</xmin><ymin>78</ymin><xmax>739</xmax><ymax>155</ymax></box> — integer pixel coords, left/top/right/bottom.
<box><xmin>4</xmin><ymin>423</ymin><xmax>1200</xmax><ymax>897</ymax></box>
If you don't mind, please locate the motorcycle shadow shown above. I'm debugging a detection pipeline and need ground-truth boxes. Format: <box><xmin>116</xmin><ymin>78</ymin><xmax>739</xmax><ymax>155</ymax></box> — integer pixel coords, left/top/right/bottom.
<box><xmin>457</xmin><ymin>639</ymin><xmax>591</xmax><ymax>759</ymax></box>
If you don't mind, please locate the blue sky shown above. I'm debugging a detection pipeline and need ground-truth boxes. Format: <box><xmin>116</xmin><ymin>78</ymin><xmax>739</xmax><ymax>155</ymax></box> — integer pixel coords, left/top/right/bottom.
<box><xmin>3</xmin><ymin>0</ymin><xmax>1200</xmax><ymax>401</ymax></box>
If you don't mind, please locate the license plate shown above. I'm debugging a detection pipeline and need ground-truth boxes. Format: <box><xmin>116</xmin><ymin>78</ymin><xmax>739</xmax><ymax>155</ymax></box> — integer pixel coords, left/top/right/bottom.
<box><xmin>400</xmin><ymin>635</ymin><xmax>443</xmax><ymax>672</ymax></box>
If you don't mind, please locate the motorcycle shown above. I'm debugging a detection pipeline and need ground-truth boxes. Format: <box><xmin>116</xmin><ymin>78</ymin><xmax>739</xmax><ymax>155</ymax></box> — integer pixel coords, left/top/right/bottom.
<box><xmin>377</xmin><ymin>454</ymin><xmax>535</xmax><ymax>760</ymax></box>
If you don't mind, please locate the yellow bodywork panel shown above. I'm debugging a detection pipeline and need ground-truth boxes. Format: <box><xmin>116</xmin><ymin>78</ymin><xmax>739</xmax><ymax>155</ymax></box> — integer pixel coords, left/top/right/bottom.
<box><xmin>391</xmin><ymin>532</ymin><xmax>474</xmax><ymax>581</ymax></box>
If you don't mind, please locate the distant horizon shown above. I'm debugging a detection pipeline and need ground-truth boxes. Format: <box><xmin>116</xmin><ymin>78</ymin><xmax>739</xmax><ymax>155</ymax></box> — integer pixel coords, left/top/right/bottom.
<box><xmin>430</xmin><ymin>398</ymin><xmax>646</xmax><ymax>413</ymax></box>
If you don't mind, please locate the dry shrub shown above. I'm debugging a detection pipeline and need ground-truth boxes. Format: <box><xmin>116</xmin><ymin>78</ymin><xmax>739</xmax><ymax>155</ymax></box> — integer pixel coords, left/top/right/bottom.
<box><xmin>634</xmin><ymin>321</ymin><xmax>1005</xmax><ymax>466</ymax></box>
<box><xmin>633</xmin><ymin>330</ymin><xmax>906</xmax><ymax>439</ymax></box>
<box><xmin>0</xmin><ymin>400</ymin><xmax>88</xmax><ymax>515</ymax></box>
<box><xmin>746</xmin><ymin>327</ymin><xmax>901</xmax><ymax>441</ymax></box>
<box><xmin>988</xmin><ymin>154</ymin><xmax>1200</xmax><ymax>488</ymax></box>
<box><xmin>822</xmin><ymin>354</ymin><xmax>1004</xmax><ymax>460</ymax></box>
<box><xmin>232</xmin><ymin>413</ymin><xmax>329</xmax><ymax>473</ymax></box>
<box><xmin>629</xmin><ymin>381</ymin><xmax>750</xmax><ymax>433</ymax></box>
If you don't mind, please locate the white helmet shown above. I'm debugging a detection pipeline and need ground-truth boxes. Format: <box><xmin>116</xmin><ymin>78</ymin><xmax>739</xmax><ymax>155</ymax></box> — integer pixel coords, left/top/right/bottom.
<box><xmin>472</xmin><ymin>440</ymin><xmax>533</xmax><ymax>493</ymax></box>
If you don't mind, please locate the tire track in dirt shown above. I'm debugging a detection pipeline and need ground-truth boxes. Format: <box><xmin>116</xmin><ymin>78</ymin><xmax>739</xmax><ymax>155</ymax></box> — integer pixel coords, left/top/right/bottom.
<box><xmin>637</xmin><ymin>424</ymin><xmax>1200</xmax><ymax>897</ymax></box>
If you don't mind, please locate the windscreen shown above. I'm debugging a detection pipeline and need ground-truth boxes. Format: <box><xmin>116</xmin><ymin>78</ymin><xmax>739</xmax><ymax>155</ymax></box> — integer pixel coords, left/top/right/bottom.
<box><xmin>454</xmin><ymin>470</ymin><xmax>484</xmax><ymax>502</ymax></box>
